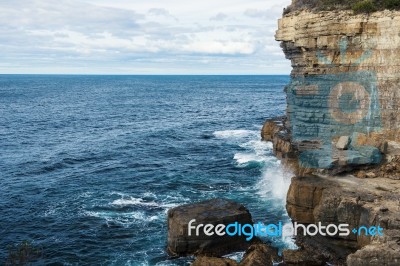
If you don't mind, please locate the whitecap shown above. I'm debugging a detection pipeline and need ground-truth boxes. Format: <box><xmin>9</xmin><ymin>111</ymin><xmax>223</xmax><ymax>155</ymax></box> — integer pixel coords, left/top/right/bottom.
<box><xmin>84</xmin><ymin>210</ymin><xmax>161</xmax><ymax>226</ymax></box>
<box><xmin>234</xmin><ymin>153</ymin><xmax>266</xmax><ymax>165</ymax></box>
<box><xmin>213</xmin><ymin>129</ymin><xmax>256</xmax><ymax>139</ymax></box>
<box><xmin>111</xmin><ymin>196</ymin><xmax>181</xmax><ymax>210</ymax></box>
<box><xmin>239</xmin><ymin>139</ymin><xmax>273</xmax><ymax>152</ymax></box>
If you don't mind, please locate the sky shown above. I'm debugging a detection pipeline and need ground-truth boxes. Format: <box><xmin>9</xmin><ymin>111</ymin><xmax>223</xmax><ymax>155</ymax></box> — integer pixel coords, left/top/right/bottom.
<box><xmin>0</xmin><ymin>0</ymin><xmax>292</xmax><ymax>74</ymax></box>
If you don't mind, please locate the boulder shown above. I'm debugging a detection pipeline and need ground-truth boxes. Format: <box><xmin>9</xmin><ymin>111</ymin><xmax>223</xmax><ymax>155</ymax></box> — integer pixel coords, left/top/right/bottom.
<box><xmin>191</xmin><ymin>256</ymin><xmax>239</xmax><ymax>266</ymax></box>
<box><xmin>167</xmin><ymin>198</ymin><xmax>253</xmax><ymax>257</ymax></box>
<box><xmin>336</xmin><ymin>136</ymin><xmax>350</xmax><ymax>150</ymax></box>
<box><xmin>239</xmin><ymin>243</ymin><xmax>279</xmax><ymax>266</ymax></box>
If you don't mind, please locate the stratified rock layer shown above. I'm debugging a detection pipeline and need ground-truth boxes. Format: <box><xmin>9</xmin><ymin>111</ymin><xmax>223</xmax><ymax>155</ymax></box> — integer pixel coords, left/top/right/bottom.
<box><xmin>276</xmin><ymin>10</ymin><xmax>400</xmax><ymax>170</ymax></box>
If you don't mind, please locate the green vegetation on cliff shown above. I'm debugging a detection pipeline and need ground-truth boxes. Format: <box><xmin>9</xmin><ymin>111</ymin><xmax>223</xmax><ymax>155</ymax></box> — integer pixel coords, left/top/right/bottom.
<box><xmin>285</xmin><ymin>0</ymin><xmax>400</xmax><ymax>14</ymax></box>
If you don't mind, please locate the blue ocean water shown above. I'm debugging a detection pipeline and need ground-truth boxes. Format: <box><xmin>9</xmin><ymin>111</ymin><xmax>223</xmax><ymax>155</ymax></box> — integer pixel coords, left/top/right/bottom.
<box><xmin>0</xmin><ymin>75</ymin><xmax>294</xmax><ymax>265</ymax></box>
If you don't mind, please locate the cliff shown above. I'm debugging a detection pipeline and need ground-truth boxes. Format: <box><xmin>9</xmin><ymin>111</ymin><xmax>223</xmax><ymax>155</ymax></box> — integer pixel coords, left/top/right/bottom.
<box><xmin>275</xmin><ymin>9</ymin><xmax>400</xmax><ymax>171</ymax></box>
<box><xmin>271</xmin><ymin>7</ymin><xmax>400</xmax><ymax>266</ymax></box>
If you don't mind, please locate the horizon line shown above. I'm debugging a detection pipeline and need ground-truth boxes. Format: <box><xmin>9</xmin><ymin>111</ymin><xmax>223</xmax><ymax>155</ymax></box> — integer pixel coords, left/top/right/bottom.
<box><xmin>0</xmin><ymin>73</ymin><xmax>290</xmax><ymax>76</ymax></box>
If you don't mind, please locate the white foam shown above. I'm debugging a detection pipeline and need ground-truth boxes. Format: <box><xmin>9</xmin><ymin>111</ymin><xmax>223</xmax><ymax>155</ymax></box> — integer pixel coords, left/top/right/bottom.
<box><xmin>84</xmin><ymin>210</ymin><xmax>160</xmax><ymax>226</ymax></box>
<box><xmin>213</xmin><ymin>129</ymin><xmax>256</xmax><ymax>139</ymax></box>
<box><xmin>239</xmin><ymin>139</ymin><xmax>273</xmax><ymax>151</ymax></box>
<box><xmin>256</xmin><ymin>162</ymin><xmax>292</xmax><ymax>202</ymax></box>
<box><xmin>233</xmin><ymin>138</ymin><xmax>275</xmax><ymax>167</ymax></box>
<box><xmin>111</xmin><ymin>196</ymin><xmax>180</xmax><ymax>210</ymax></box>
<box><xmin>234</xmin><ymin>153</ymin><xmax>266</xmax><ymax>165</ymax></box>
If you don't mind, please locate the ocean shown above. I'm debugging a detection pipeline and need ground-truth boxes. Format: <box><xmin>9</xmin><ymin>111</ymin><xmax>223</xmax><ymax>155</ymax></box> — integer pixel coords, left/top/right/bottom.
<box><xmin>0</xmin><ymin>75</ymin><xmax>295</xmax><ymax>265</ymax></box>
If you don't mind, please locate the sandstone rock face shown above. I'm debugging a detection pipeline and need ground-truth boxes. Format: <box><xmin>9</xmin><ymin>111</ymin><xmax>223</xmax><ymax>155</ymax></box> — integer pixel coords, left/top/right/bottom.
<box><xmin>286</xmin><ymin>174</ymin><xmax>400</xmax><ymax>263</ymax></box>
<box><xmin>346</xmin><ymin>241</ymin><xmax>400</xmax><ymax>266</ymax></box>
<box><xmin>167</xmin><ymin>198</ymin><xmax>253</xmax><ymax>257</ymax></box>
<box><xmin>261</xmin><ymin>120</ymin><xmax>277</xmax><ymax>141</ymax></box>
<box><xmin>261</xmin><ymin>119</ymin><xmax>301</xmax><ymax>175</ymax></box>
<box><xmin>273</xmin><ymin>7</ymin><xmax>400</xmax><ymax>264</ymax></box>
<box><xmin>275</xmin><ymin>10</ymin><xmax>400</xmax><ymax>169</ymax></box>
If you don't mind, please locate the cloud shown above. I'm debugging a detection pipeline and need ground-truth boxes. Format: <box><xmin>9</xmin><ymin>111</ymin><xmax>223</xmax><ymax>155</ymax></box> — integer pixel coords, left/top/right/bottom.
<box><xmin>0</xmin><ymin>0</ymin><xmax>292</xmax><ymax>74</ymax></box>
<box><xmin>183</xmin><ymin>41</ymin><xmax>255</xmax><ymax>55</ymax></box>
<box><xmin>210</xmin><ymin>12</ymin><xmax>228</xmax><ymax>21</ymax></box>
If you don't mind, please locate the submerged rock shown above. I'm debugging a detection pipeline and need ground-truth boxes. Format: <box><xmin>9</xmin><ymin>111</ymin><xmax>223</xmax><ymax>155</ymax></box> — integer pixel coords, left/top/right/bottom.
<box><xmin>167</xmin><ymin>198</ymin><xmax>254</xmax><ymax>257</ymax></box>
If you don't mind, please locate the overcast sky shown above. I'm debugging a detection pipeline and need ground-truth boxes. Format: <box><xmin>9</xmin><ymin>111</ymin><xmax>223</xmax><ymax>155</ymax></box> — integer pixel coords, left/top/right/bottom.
<box><xmin>0</xmin><ymin>0</ymin><xmax>292</xmax><ymax>74</ymax></box>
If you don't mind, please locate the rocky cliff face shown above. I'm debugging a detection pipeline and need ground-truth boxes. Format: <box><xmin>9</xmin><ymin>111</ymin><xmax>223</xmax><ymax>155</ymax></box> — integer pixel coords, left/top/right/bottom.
<box><xmin>276</xmin><ymin>10</ymin><xmax>400</xmax><ymax>170</ymax></box>
<box><xmin>272</xmin><ymin>8</ymin><xmax>400</xmax><ymax>265</ymax></box>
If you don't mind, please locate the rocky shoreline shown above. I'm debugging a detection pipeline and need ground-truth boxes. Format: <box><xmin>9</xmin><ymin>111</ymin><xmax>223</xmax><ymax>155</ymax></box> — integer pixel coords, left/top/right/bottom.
<box><xmin>166</xmin><ymin>119</ymin><xmax>400</xmax><ymax>265</ymax></box>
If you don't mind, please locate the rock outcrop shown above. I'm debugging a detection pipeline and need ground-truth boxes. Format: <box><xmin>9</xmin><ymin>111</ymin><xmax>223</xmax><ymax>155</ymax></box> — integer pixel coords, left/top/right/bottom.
<box><xmin>285</xmin><ymin>173</ymin><xmax>400</xmax><ymax>265</ymax></box>
<box><xmin>167</xmin><ymin>198</ymin><xmax>253</xmax><ymax>257</ymax></box>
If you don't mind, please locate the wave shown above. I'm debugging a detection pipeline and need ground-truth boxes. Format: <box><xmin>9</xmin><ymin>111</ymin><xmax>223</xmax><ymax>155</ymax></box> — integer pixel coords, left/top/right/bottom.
<box><xmin>233</xmin><ymin>153</ymin><xmax>267</xmax><ymax>168</ymax></box>
<box><xmin>233</xmin><ymin>139</ymin><xmax>274</xmax><ymax>168</ymax></box>
<box><xmin>214</xmin><ymin>126</ymin><xmax>297</xmax><ymax>251</ymax></box>
<box><xmin>111</xmin><ymin>197</ymin><xmax>178</xmax><ymax>209</ymax></box>
<box><xmin>84</xmin><ymin>210</ymin><xmax>160</xmax><ymax>227</ymax></box>
<box><xmin>213</xmin><ymin>129</ymin><xmax>256</xmax><ymax>139</ymax></box>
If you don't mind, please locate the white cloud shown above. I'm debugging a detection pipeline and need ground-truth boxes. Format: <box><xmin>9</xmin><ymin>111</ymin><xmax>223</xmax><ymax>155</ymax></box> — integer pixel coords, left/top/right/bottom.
<box><xmin>0</xmin><ymin>0</ymin><xmax>292</xmax><ymax>74</ymax></box>
<box><xmin>210</xmin><ymin>13</ymin><xmax>228</xmax><ymax>21</ymax></box>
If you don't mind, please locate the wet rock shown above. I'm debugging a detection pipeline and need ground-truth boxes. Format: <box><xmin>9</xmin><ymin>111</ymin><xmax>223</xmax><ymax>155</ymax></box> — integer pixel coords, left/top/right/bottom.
<box><xmin>336</xmin><ymin>136</ymin><xmax>350</xmax><ymax>150</ymax></box>
<box><xmin>191</xmin><ymin>256</ymin><xmax>239</xmax><ymax>266</ymax></box>
<box><xmin>239</xmin><ymin>243</ymin><xmax>279</xmax><ymax>266</ymax></box>
<box><xmin>167</xmin><ymin>198</ymin><xmax>253</xmax><ymax>257</ymax></box>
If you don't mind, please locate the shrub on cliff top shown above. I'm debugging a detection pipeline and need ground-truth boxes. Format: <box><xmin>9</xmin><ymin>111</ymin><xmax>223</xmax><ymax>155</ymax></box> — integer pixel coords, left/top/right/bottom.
<box><xmin>352</xmin><ymin>0</ymin><xmax>377</xmax><ymax>14</ymax></box>
<box><xmin>284</xmin><ymin>0</ymin><xmax>400</xmax><ymax>14</ymax></box>
<box><xmin>384</xmin><ymin>0</ymin><xmax>400</xmax><ymax>9</ymax></box>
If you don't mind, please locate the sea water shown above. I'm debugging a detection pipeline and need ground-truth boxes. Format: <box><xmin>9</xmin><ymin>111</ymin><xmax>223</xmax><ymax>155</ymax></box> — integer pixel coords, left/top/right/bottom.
<box><xmin>0</xmin><ymin>75</ymin><xmax>295</xmax><ymax>265</ymax></box>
